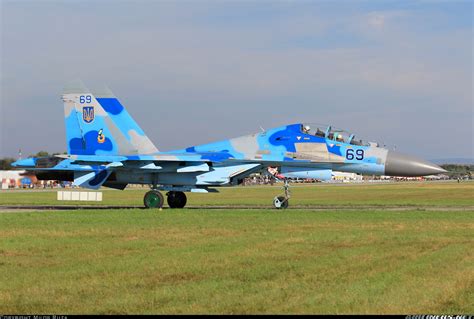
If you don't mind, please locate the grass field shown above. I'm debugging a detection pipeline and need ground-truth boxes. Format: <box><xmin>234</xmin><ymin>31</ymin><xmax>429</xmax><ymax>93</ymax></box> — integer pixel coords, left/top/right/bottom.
<box><xmin>0</xmin><ymin>181</ymin><xmax>473</xmax><ymax>314</ymax></box>
<box><xmin>1</xmin><ymin>181</ymin><xmax>473</xmax><ymax>207</ymax></box>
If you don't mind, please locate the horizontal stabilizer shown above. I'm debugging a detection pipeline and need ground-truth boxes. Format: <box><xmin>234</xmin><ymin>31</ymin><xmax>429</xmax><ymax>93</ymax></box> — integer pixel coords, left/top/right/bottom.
<box><xmin>56</xmin><ymin>154</ymin><xmax>128</xmax><ymax>163</ymax></box>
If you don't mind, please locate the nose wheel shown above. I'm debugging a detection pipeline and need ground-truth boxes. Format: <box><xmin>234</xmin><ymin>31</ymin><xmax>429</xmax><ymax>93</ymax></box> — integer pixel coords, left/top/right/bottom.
<box><xmin>273</xmin><ymin>196</ymin><xmax>289</xmax><ymax>209</ymax></box>
<box><xmin>167</xmin><ymin>191</ymin><xmax>187</xmax><ymax>208</ymax></box>
<box><xmin>273</xmin><ymin>178</ymin><xmax>291</xmax><ymax>209</ymax></box>
<box><xmin>144</xmin><ymin>190</ymin><xmax>164</xmax><ymax>209</ymax></box>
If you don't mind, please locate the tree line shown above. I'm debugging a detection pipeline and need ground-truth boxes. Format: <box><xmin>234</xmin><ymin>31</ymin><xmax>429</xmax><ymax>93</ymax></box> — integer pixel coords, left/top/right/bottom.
<box><xmin>440</xmin><ymin>164</ymin><xmax>473</xmax><ymax>179</ymax></box>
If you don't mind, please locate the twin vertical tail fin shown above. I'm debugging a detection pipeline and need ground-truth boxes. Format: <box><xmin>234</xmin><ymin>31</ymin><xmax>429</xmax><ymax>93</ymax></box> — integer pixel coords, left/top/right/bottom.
<box><xmin>63</xmin><ymin>81</ymin><xmax>158</xmax><ymax>156</ymax></box>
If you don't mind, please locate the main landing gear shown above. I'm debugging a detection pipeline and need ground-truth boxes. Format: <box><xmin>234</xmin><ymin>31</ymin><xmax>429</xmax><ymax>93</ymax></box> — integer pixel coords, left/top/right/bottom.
<box><xmin>144</xmin><ymin>190</ymin><xmax>164</xmax><ymax>209</ymax></box>
<box><xmin>273</xmin><ymin>179</ymin><xmax>291</xmax><ymax>209</ymax></box>
<box><xmin>166</xmin><ymin>191</ymin><xmax>187</xmax><ymax>208</ymax></box>
<box><xmin>143</xmin><ymin>190</ymin><xmax>187</xmax><ymax>209</ymax></box>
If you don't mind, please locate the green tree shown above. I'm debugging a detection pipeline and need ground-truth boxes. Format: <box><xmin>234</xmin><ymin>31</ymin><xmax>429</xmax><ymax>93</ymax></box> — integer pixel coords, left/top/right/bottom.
<box><xmin>0</xmin><ymin>158</ymin><xmax>16</xmax><ymax>170</ymax></box>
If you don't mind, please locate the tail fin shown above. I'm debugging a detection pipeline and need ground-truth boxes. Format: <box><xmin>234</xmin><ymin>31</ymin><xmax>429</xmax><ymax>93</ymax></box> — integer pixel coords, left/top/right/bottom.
<box><xmin>63</xmin><ymin>81</ymin><xmax>158</xmax><ymax>156</ymax></box>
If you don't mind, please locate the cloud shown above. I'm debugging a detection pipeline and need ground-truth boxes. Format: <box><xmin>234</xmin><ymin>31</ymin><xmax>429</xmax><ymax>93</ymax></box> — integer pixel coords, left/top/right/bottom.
<box><xmin>367</xmin><ymin>12</ymin><xmax>386</xmax><ymax>29</ymax></box>
<box><xmin>365</xmin><ymin>10</ymin><xmax>411</xmax><ymax>30</ymax></box>
<box><xmin>1</xmin><ymin>1</ymin><xmax>472</xmax><ymax>158</ymax></box>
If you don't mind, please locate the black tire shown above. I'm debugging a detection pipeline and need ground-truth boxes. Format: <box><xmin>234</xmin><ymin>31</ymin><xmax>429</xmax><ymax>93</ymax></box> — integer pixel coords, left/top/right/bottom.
<box><xmin>274</xmin><ymin>196</ymin><xmax>289</xmax><ymax>209</ymax></box>
<box><xmin>144</xmin><ymin>190</ymin><xmax>164</xmax><ymax>209</ymax></box>
<box><xmin>167</xmin><ymin>191</ymin><xmax>187</xmax><ymax>208</ymax></box>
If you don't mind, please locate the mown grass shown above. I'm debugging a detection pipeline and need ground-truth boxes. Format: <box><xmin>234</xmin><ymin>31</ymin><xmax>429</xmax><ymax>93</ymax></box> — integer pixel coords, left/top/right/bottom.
<box><xmin>0</xmin><ymin>208</ymin><xmax>473</xmax><ymax>314</ymax></box>
<box><xmin>1</xmin><ymin>181</ymin><xmax>473</xmax><ymax>207</ymax></box>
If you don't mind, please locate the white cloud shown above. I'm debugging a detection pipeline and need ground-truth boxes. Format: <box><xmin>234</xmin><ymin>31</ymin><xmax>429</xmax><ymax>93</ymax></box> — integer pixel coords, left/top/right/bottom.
<box><xmin>367</xmin><ymin>12</ymin><xmax>386</xmax><ymax>29</ymax></box>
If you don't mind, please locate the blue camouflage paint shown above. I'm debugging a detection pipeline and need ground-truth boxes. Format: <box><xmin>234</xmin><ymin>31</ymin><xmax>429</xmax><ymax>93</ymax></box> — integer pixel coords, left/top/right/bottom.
<box><xmin>326</xmin><ymin>143</ymin><xmax>343</xmax><ymax>156</ymax></box>
<box><xmin>96</xmin><ymin>98</ymin><xmax>124</xmax><ymax>115</ymax></box>
<box><xmin>69</xmin><ymin>130</ymin><xmax>114</xmax><ymax>155</ymax></box>
<box><xmin>268</xmin><ymin>126</ymin><xmax>297</xmax><ymax>153</ymax></box>
<box><xmin>96</xmin><ymin>97</ymin><xmax>148</xmax><ymax>141</ymax></box>
<box><xmin>88</xmin><ymin>170</ymin><xmax>110</xmax><ymax>186</ymax></box>
<box><xmin>64</xmin><ymin>99</ymin><xmax>119</xmax><ymax>156</ymax></box>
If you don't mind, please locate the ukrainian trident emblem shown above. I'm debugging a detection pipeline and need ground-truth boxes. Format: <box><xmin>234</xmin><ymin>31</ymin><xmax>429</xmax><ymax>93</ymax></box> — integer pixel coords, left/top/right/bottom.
<box><xmin>83</xmin><ymin>106</ymin><xmax>94</xmax><ymax>123</ymax></box>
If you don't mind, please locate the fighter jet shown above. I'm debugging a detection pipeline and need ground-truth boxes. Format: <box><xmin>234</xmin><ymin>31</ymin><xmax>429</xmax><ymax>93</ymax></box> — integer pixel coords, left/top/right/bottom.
<box><xmin>12</xmin><ymin>82</ymin><xmax>447</xmax><ymax>209</ymax></box>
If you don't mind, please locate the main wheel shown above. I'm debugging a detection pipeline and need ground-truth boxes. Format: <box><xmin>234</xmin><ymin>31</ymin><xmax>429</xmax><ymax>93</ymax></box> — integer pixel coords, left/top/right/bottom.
<box><xmin>167</xmin><ymin>191</ymin><xmax>187</xmax><ymax>208</ymax></box>
<box><xmin>144</xmin><ymin>190</ymin><xmax>164</xmax><ymax>209</ymax></box>
<box><xmin>273</xmin><ymin>196</ymin><xmax>289</xmax><ymax>209</ymax></box>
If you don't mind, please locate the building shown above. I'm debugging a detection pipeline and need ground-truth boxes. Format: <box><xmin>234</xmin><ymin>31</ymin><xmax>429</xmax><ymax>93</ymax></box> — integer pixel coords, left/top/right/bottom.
<box><xmin>0</xmin><ymin>170</ymin><xmax>65</xmax><ymax>189</ymax></box>
<box><xmin>0</xmin><ymin>170</ymin><xmax>29</xmax><ymax>189</ymax></box>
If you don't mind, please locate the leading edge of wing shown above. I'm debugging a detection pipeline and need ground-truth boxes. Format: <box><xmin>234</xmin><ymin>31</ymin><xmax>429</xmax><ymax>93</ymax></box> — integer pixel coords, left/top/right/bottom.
<box><xmin>56</xmin><ymin>152</ymin><xmax>235</xmax><ymax>164</ymax></box>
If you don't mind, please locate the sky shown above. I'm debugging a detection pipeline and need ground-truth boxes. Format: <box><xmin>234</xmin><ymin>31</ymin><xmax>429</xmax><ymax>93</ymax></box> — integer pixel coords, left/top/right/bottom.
<box><xmin>1</xmin><ymin>0</ymin><xmax>472</xmax><ymax>160</ymax></box>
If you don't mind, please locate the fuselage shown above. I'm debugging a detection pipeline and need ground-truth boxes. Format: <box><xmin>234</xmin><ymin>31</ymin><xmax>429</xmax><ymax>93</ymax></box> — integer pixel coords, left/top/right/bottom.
<box><xmin>173</xmin><ymin>123</ymin><xmax>386</xmax><ymax>176</ymax></box>
<box><xmin>170</xmin><ymin>123</ymin><xmax>444</xmax><ymax>178</ymax></box>
<box><xmin>13</xmin><ymin>122</ymin><xmax>446</xmax><ymax>190</ymax></box>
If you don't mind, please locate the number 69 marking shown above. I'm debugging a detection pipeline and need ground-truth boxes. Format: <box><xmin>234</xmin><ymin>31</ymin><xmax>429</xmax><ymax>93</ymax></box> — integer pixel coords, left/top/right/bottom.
<box><xmin>79</xmin><ymin>95</ymin><xmax>92</xmax><ymax>104</ymax></box>
<box><xmin>346</xmin><ymin>149</ymin><xmax>364</xmax><ymax>160</ymax></box>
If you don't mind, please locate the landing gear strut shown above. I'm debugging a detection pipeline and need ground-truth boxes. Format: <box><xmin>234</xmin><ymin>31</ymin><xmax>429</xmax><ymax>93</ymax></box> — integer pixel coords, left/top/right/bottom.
<box><xmin>144</xmin><ymin>190</ymin><xmax>164</xmax><ymax>209</ymax></box>
<box><xmin>167</xmin><ymin>191</ymin><xmax>187</xmax><ymax>208</ymax></box>
<box><xmin>273</xmin><ymin>179</ymin><xmax>290</xmax><ymax>209</ymax></box>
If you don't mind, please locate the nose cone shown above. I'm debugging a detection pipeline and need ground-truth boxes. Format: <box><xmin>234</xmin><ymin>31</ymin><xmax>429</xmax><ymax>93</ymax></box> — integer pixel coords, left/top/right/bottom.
<box><xmin>385</xmin><ymin>151</ymin><xmax>447</xmax><ymax>176</ymax></box>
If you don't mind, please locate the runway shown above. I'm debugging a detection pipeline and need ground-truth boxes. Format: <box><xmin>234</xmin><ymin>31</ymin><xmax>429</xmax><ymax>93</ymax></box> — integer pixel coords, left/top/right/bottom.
<box><xmin>0</xmin><ymin>204</ymin><xmax>472</xmax><ymax>213</ymax></box>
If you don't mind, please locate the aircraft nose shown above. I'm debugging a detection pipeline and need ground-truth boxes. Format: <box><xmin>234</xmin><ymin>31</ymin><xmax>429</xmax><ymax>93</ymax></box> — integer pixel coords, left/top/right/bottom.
<box><xmin>385</xmin><ymin>151</ymin><xmax>447</xmax><ymax>176</ymax></box>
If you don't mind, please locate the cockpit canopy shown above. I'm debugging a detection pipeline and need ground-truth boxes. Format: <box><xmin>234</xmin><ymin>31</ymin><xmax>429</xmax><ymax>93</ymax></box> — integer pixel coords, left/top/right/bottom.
<box><xmin>300</xmin><ymin>123</ymin><xmax>370</xmax><ymax>146</ymax></box>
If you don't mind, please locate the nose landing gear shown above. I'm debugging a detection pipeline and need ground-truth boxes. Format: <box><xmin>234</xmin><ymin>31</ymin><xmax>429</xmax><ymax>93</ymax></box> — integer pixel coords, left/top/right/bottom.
<box><xmin>273</xmin><ymin>195</ymin><xmax>289</xmax><ymax>209</ymax></box>
<box><xmin>273</xmin><ymin>178</ymin><xmax>291</xmax><ymax>209</ymax></box>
